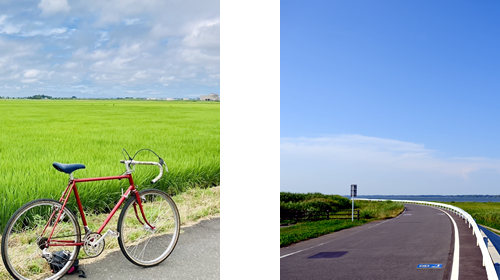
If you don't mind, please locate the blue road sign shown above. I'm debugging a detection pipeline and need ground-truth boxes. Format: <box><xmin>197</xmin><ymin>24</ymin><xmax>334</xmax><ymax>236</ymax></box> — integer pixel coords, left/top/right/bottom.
<box><xmin>417</xmin><ymin>264</ymin><xmax>442</xmax><ymax>269</ymax></box>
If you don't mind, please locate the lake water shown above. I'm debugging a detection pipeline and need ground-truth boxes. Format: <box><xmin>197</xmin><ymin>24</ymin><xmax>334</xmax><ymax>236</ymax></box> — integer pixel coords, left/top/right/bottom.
<box><xmin>343</xmin><ymin>195</ymin><xmax>500</xmax><ymax>203</ymax></box>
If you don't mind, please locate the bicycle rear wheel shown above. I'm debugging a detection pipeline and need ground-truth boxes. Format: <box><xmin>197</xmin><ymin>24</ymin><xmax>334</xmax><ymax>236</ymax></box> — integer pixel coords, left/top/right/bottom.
<box><xmin>1</xmin><ymin>199</ymin><xmax>81</xmax><ymax>280</ymax></box>
<box><xmin>117</xmin><ymin>189</ymin><xmax>180</xmax><ymax>267</ymax></box>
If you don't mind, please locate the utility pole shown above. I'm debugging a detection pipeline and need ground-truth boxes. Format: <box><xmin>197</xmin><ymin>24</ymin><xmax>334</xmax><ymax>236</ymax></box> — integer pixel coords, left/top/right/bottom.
<box><xmin>351</xmin><ymin>184</ymin><xmax>357</xmax><ymax>221</ymax></box>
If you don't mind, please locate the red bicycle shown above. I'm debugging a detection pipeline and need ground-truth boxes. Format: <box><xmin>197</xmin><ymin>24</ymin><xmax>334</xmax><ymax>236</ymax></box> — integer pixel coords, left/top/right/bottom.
<box><xmin>1</xmin><ymin>149</ymin><xmax>181</xmax><ymax>280</ymax></box>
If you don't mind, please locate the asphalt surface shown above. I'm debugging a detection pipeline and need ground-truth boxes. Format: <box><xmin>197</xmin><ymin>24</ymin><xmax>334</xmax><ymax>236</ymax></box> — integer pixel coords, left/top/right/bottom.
<box><xmin>64</xmin><ymin>217</ymin><xmax>220</xmax><ymax>280</ymax></box>
<box><xmin>280</xmin><ymin>204</ymin><xmax>487</xmax><ymax>280</ymax></box>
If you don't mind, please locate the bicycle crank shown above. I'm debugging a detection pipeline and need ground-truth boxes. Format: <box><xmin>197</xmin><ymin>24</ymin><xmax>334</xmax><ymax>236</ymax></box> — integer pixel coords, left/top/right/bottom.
<box><xmin>83</xmin><ymin>233</ymin><xmax>105</xmax><ymax>257</ymax></box>
<box><xmin>83</xmin><ymin>230</ymin><xmax>120</xmax><ymax>257</ymax></box>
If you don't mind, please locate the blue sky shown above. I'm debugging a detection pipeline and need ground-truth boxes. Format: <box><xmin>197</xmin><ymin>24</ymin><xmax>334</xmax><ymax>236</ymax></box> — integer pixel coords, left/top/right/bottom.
<box><xmin>281</xmin><ymin>1</ymin><xmax>500</xmax><ymax>195</ymax></box>
<box><xmin>0</xmin><ymin>0</ymin><xmax>219</xmax><ymax>99</ymax></box>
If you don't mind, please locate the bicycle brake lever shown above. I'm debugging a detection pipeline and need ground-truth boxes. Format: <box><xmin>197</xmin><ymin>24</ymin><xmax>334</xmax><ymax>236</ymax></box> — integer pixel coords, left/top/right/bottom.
<box><xmin>159</xmin><ymin>158</ymin><xmax>168</xmax><ymax>173</ymax></box>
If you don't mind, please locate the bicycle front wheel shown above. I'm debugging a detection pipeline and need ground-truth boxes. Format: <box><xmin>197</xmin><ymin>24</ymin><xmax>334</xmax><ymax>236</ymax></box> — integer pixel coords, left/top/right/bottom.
<box><xmin>117</xmin><ymin>189</ymin><xmax>180</xmax><ymax>267</ymax></box>
<box><xmin>1</xmin><ymin>199</ymin><xmax>81</xmax><ymax>280</ymax></box>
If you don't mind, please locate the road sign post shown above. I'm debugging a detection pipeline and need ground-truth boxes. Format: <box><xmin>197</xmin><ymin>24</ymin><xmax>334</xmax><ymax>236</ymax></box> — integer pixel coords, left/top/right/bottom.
<box><xmin>351</xmin><ymin>184</ymin><xmax>357</xmax><ymax>221</ymax></box>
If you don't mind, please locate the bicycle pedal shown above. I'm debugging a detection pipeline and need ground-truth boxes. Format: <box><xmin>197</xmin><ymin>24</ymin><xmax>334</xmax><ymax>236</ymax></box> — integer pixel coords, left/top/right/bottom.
<box><xmin>106</xmin><ymin>229</ymin><xmax>120</xmax><ymax>238</ymax></box>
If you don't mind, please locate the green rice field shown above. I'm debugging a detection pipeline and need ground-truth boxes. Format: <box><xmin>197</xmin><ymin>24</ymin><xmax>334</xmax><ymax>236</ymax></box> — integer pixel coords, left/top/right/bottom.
<box><xmin>0</xmin><ymin>99</ymin><xmax>219</xmax><ymax>232</ymax></box>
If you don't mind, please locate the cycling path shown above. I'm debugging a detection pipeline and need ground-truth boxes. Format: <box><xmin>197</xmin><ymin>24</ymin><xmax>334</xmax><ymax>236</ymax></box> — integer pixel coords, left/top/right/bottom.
<box><xmin>65</xmin><ymin>217</ymin><xmax>220</xmax><ymax>280</ymax></box>
<box><xmin>280</xmin><ymin>204</ymin><xmax>487</xmax><ymax>280</ymax></box>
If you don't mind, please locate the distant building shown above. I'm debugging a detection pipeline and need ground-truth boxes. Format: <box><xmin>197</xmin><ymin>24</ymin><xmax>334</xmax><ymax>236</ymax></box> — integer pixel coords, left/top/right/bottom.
<box><xmin>183</xmin><ymin>98</ymin><xmax>190</xmax><ymax>100</ymax></box>
<box><xmin>166</xmin><ymin>98</ymin><xmax>175</xmax><ymax>101</ymax></box>
<box><xmin>200</xmin><ymin>93</ymin><xmax>220</xmax><ymax>101</ymax></box>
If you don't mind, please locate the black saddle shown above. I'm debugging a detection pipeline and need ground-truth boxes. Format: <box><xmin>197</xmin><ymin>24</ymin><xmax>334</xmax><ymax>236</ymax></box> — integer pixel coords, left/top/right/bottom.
<box><xmin>52</xmin><ymin>162</ymin><xmax>86</xmax><ymax>174</ymax></box>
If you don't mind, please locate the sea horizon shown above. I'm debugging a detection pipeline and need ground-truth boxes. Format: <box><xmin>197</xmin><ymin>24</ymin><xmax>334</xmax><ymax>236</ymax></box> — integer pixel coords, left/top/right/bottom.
<box><xmin>343</xmin><ymin>194</ymin><xmax>500</xmax><ymax>202</ymax></box>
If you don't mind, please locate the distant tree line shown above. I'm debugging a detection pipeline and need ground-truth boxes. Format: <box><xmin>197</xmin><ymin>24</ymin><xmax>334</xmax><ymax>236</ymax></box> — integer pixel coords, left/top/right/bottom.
<box><xmin>0</xmin><ymin>95</ymin><xmax>204</xmax><ymax>101</ymax></box>
<box><xmin>27</xmin><ymin>94</ymin><xmax>53</xmax><ymax>99</ymax></box>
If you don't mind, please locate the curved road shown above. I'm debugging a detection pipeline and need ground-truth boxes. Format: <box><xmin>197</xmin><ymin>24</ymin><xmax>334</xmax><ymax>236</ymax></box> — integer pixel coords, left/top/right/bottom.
<box><xmin>280</xmin><ymin>204</ymin><xmax>487</xmax><ymax>280</ymax></box>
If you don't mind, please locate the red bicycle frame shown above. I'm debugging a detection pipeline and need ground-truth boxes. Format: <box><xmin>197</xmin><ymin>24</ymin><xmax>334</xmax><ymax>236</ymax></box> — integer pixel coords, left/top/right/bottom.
<box><xmin>43</xmin><ymin>173</ymin><xmax>154</xmax><ymax>247</ymax></box>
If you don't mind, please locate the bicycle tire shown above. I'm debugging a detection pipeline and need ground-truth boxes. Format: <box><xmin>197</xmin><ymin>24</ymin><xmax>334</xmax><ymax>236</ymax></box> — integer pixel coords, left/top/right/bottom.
<box><xmin>117</xmin><ymin>189</ymin><xmax>180</xmax><ymax>267</ymax></box>
<box><xmin>1</xmin><ymin>199</ymin><xmax>81</xmax><ymax>280</ymax></box>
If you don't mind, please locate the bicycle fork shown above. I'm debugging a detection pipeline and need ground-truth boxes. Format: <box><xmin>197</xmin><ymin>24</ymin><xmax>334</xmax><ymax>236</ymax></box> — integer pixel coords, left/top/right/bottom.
<box><xmin>132</xmin><ymin>193</ymin><xmax>156</xmax><ymax>232</ymax></box>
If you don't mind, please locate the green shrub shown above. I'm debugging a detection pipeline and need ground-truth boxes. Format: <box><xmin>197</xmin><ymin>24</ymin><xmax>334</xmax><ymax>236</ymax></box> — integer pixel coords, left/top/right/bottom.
<box><xmin>280</xmin><ymin>192</ymin><xmax>351</xmax><ymax>212</ymax></box>
<box><xmin>355</xmin><ymin>200</ymin><xmax>404</xmax><ymax>220</ymax></box>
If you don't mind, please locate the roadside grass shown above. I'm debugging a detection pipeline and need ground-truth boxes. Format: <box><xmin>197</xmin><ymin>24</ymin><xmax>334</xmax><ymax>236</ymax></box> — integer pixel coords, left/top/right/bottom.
<box><xmin>355</xmin><ymin>200</ymin><xmax>405</xmax><ymax>220</ymax></box>
<box><xmin>281</xmin><ymin>220</ymin><xmax>367</xmax><ymax>247</ymax></box>
<box><xmin>443</xmin><ymin>201</ymin><xmax>500</xmax><ymax>231</ymax></box>
<box><xmin>280</xmin><ymin>200</ymin><xmax>404</xmax><ymax>247</ymax></box>
<box><xmin>0</xmin><ymin>186</ymin><xmax>220</xmax><ymax>279</ymax></box>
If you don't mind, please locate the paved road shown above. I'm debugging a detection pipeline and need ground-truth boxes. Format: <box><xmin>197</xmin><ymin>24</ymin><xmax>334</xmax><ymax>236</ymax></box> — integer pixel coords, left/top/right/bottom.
<box><xmin>280</xmin><ymin>204</ymin><xmax>486</xmax><ymax>280</ymax></box>
<box><xmin>65</xmin><ymin>217</ymin><xmax>220</xmax><ymax>280</ymax></box>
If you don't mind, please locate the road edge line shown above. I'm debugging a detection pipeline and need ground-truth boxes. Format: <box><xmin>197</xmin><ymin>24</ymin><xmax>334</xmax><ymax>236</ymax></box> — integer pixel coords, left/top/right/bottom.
<box><xmin>438</xmin><ymin>208</ymin><xmax>460</xmax><ymax>280</ymax></box>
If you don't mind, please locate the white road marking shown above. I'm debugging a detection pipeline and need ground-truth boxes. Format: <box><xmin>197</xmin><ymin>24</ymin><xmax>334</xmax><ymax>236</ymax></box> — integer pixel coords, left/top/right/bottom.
<box><xmin>367</xmin><ymin>219</ymin><xmax>391</xmax><ymax>229</ymax></box>
<box><xmin>394</xmin><ymin>208</ymin><xmax>406</xmax><ymax>219</ymax></box>
<box><xmin>279</xmin><ymin>242</ymin><xmax>331</xmax><ymax>259</ymax></box>
<box><xmin>438</xmin><ymin>208</ymin><xmax>459</xmax><ymax>280</ymax></box>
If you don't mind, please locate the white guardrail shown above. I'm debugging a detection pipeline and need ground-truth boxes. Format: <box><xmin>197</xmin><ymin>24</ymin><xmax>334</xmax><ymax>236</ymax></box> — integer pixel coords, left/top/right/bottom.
<box><xmin>355</xmin><ymin>198</ymin><xmax>498</xmax><ymax>280</ymax></box>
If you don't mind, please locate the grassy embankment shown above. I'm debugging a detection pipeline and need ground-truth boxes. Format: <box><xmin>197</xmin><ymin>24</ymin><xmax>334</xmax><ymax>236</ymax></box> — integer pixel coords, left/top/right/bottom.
<box><xmin>444</xmin><ymin>201</ymin><xmax>500</xmax><ymax>231</ymax></box>
<box><xmin>280</xmin><ymin>192</ymin><xmax>404</xmax><ymax>247</ymax></box>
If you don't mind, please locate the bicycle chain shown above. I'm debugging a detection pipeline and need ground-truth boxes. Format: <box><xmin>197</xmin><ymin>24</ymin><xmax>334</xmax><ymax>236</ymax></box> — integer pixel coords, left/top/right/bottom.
<box><xmin>38</xmin><ymin>233</ymin><xmax>104</xmax><ymax>260</ymax></box>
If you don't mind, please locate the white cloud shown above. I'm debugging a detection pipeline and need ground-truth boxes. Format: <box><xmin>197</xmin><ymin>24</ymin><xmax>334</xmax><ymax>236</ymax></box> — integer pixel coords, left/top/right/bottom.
<box><xmin>0</xmin><ymin>15</ymin><xmax>68</xmax><ymax>37</ymax></box>
<box><xmin>38</xmin><ymin>0</ymin><xmax>70</xmax><ymax>15</ymax></box>
<box><xmin>63</xmin><ymin>62</ymin><xmax>78</xmax><ymax>69</ymax></box>
<box><xmin>123</xmin><ymin>18</ymin><xmax>140</xmax><ymax>26</ymax></box>
<box><xmin>281</xmin><ymin>135</ymin><xmax>500</xmax><ymax>195</ymax></box>
<box><xmin>24</xmin><ymin>69</ymin><xmax>41</xmax><ymax>78</ymax></box>
<box><xmin>0</xmin><ymin>0</ymin><xmax>219</xmax><ymax>98</ymax></box>
<box><xmin>22</xmin><ymin>27</ymin><xmax>67</xmax><ymax>37</ymax></box>
<box><xmin>181</xmin><ymin>49</ymin><xmax>219</xmax><ymax>64</ymax></box>
<box><xmin>0</xmin><ymin>15</ymin><xmax>21</xmax><ymax>34</ymax></box>
<box><xmin>182</xmin><ymin>19</ymin><xmax>220</xmax><ymax>49</ymax></box>
<box><xmin>281</xmin><ymin>135</ymin><xmax>500</xmax><ymax>177</ymax></box>
<box><xmin>131</xmin><ymin>70</ymin><xmax>148</xmax><ymax>80</ymax></box>
<box><xmin>21</xmin><ymin>78</ymin><xmax>38</xmax><ymax>83</ymax></box>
